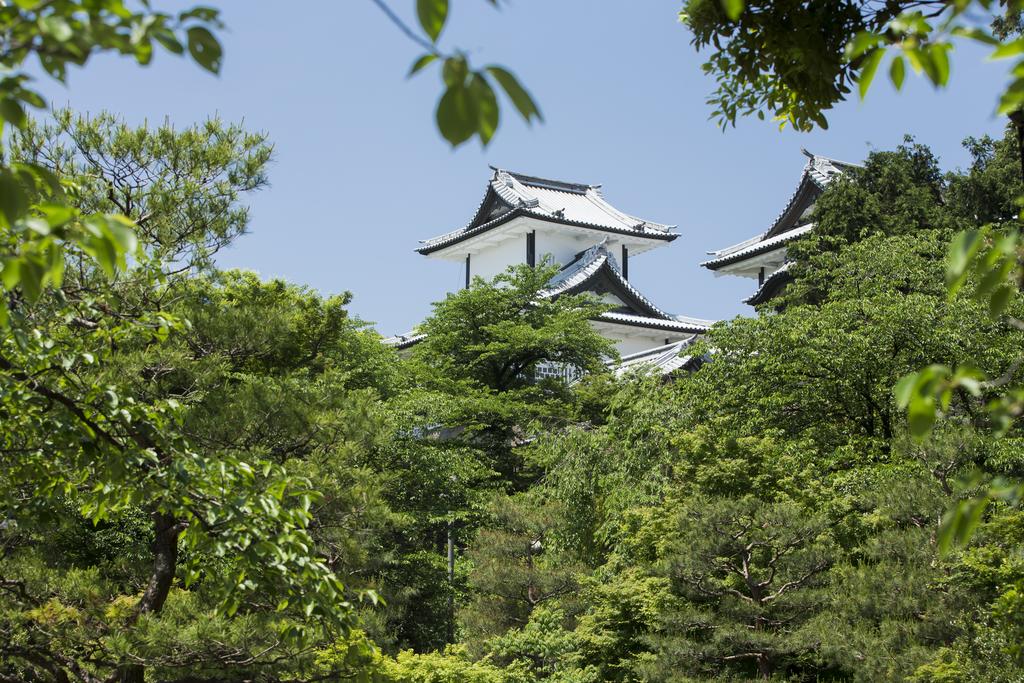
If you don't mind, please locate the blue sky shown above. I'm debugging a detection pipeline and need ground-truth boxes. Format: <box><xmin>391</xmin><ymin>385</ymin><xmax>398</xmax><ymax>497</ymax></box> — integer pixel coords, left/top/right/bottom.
<box><xmin>37</xmin><ymin>1</ymin><xmax>1012</xmax><ymax>334</ymax></box>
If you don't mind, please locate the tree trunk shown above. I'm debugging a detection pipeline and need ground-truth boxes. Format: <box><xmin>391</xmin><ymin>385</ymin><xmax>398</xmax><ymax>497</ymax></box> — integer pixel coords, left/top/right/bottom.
<box><xmin>117</xmin><ymin>512</ymin><xmax>187</xmax><ymax>683</ymax></box>
<box><xmin>1009</xmin><ymin>109</ymin><xmax>1024</xmax><ymax>186</ymax></box>
<box><xmin>756</xmin><ymin>653</ymin><xmax>772</xmax><ymax>679</ymax></box>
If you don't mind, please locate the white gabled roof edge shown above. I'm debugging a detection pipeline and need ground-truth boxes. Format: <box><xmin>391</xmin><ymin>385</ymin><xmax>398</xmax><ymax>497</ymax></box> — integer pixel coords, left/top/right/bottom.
<box><xmin>701</xmin><ymin>224</ymin><xmax>813</xmax><ymax>269</ymax></box>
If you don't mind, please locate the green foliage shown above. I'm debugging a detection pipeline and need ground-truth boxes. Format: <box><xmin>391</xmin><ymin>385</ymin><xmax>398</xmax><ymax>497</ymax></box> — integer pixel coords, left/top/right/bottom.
<box><xmin>9</xmin><ymin>25</ymin><xmax>1024</xmax><ymax>680</ymax></box>
<box><xmin>681</xmin><ymin>0</ymin><xmax>1024</xmax><ymax>130</ymax></box>
<box><xmin>0</xmin><ymin>112</ymin><xmax>398</xmax><ymax>679</ymax></box>
<box><xmin>646</xmin><ymin>496</ymin><xmax>835</xmax><ymax>680</ymax></box>
<box><xmin>0</xmin><ymin>2</ymin><xmax>223</xmax><ymax>323</ymax></box>
<box><xmin>460</xmin><ymin>493</ymin><xmax>583</xmax><ymax>648</ymax></box>
<box><xmin>379</xmin><ymin>647</ymin><xmax>529</xmax><ymax>683</ymax></box>
<box><xmin>415</xmin><ymin>261</ymin><xmax>615</xmax><ymax>392</ymax></box>
<box><xmin>448</xmin><ymin>134</ymin><xmax>1024</xmax><ymax>683</ymax></box>
<box><xmin>405</xmin><ymin>261</ymin><xmax>615</xmax><ymax>488</ymax></box>
<box><xmin>681</xmin><ymin>0</ymin><xmax>864</xmax><ymax>130</ymax></box>
<box><xmin>378</xmin><ymin>0</ymin><xmax>541</xmax><ymax>148</ymax></box>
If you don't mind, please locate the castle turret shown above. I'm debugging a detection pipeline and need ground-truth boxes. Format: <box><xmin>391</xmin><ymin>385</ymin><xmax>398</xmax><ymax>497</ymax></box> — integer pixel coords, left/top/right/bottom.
<box><xmin>414</xmin><ymin>168</ymin><xmax>713</xmax><ymax>360</ymax></box>
<box><xmin>701</xmin><ymin>151</ymin><xmax>855</xmax><ymax>305</ymax></box>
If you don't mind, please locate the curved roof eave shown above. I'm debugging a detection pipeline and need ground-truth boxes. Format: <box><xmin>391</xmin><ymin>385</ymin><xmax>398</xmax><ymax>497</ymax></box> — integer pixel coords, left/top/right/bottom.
<box><xmin>744</xmin><ymin>262</ymin><xmax>795</xmax><ymax>306</ymax></box>
<box><xmin>701</xmin><ymin>224</ymin><xmax>813</xmax><ymax>270</ymax></box>
<box><xmin>416</xmin><ymin>208</ymin><xmax>677</xmax><ymax>255</ymax></box>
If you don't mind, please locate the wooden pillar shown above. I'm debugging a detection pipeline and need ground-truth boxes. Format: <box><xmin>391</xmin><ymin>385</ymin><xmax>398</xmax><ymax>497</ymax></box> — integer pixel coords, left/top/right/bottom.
<box><xmin>465</xmin><ymin>254</ymin><xmax>471</xmax><ymax>289</ymax></box>
<box><xmin>526</xmin><ymin>231</ymin><xmax>536</xmax><ymax>267</ymax></box>
<box><xmin>622</xmin><ymin>245</ymin><xmax>629</xmax><ymax>280</ymax></box>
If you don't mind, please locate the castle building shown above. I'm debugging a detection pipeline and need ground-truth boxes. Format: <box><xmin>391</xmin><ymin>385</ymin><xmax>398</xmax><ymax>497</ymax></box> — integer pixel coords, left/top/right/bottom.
<box><xmin>701</xmin><ymin>150</ymin><xmax>855</xmax><ymax>305</ymax></box>
<box><xmin>398</xmin><ymin>167</ymin><xmax>715</xmax><ymax>374</ymax></box>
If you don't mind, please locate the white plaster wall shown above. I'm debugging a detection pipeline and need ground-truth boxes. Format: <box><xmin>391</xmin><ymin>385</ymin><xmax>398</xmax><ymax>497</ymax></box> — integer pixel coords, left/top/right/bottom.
<box><xmin>536</xmin><ymin>228</ymin><xmax>594</xmax><ymax>269</ymax></box>
<box><xmin>469</xmin><ymin>236</ymin><xmax>525</xmax><ymax>281</ymax></box>
<box><xmin>464</xmin><ymin>222</ymin><xmax>609</xmax><ymax>282</ymax></box>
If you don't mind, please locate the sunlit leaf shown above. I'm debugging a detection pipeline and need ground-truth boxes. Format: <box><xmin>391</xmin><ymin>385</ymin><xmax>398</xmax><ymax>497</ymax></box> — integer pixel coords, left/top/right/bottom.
<box><xmin>951</xmin><ymin>26</ymin><xmax>999</xmax><ymax>46</ymax></box>
<box><xmin>39</xmin><ymin>15</ymin><xmax>73</xmax><ymax>42</ymax></box>
<box><xmin>719</xmin><ymin>0</ymin><xmax>744</xmax><ymax>21</ymax></box>
<box><xmin>894</xmin><ymin>371</ymin><xmax>919</xmax><ymax>408</ymax></box>
<box><xmin>846</xmin><ymin>31</ymin><xmax>880</xmax><ymax>60</ymax></box>
<box><xmin>928</xmin><ymin>43</ymin><xmax>950</xmax><ymax>86</ymax></box>
<box><xmin>946</xmin><ymin>228</ymin><xmax>983</xmax><ymax>295</ymax></box>
<box><xmin>991</xmin><ymin>38</ymin><xmax>1024</xmax><ymax>60</ymax></box>
<box><xmin>890</xmin><ymin>54</ymin><xmax>906</xmax><ymax>90</ymax></box>
<box><xmin>408</xmin><ymin>53</ymin><xmax>437</xmax><ymax>78</ymax></box>
<box><xmin>858</xmin><ymin>48</ymin><xmax>884</xmax><ymax>99</ymax></box>
<box><xmin>417</xmin><ymin>0</ymin><xmax>448</xmax><ymax>43</ymax></box>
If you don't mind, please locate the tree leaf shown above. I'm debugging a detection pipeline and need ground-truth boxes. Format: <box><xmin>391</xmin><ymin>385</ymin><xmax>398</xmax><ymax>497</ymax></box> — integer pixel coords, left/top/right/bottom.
<box><xmin>443</xmin><ymin>56</ymin><xmax>468</xmax><ymax>87</ymax></box>
<box><xmin>846</xmin><ymin>31</ymin><xmax>880</xmax><ymax>60</ymax></box>
<box><xmin>989</xmin><ymin>283</ymin><xmax>1013</xmax><ymax>317</ymax></box>
<box><xmin>894</xmin><ymin>371</ymin><xmax>919</xmax><ymax>408</ymax></box>
<box><xmin>417</xmin><ymin>0</ymin><xmax>448</xmax><ymax>43</ymax></box>
<box><xmin>889</xmin><ymin>54</ymin><xmax>906</xmax><ymax>90</ymax></box>
<box><xmin>18</xmin><ymin>256</ymin><xmax>44</xmax><ymax>303</ymax></box>
<box><xmin>470</xmin><ymin>74</ymin><xmax>499</xmax><ymax>145</ymax></box>
<box><xmin>153</xmin><ymin>28</ymin><xmax>185</xmax><ymax>55</ymax></box>
<box><xmin>946</xmin><ymin>228</ymin><xmax>983</xmax><ymax>294</ymax></box>
<box><xmin>186</xmin><ymin>26</ymin><xmax>222</xmax><ymax>74</ymax></box>
<box><xmin>991</xmin><ymin>38</ymin><xmax>1024</xmax><ymax>60</ymax></box>
<box><xmin>907</xmin><ymin>396</ymin><xmax>936</xmax><ymax>439</ymax></box>
<box><xmin>408</xmin><ymin>53</ymin><xmax>437</xmax><ymax>78</ymax></box>
<box><xmin>0</xmin><ymin>170</ymin><xmax>29</xmax><ymax>228</ymax></box>
<box><xmin>39</xmin><ymin>15</ymin><xmax>73</xmax><ymax>42</ymax></box>
<box><xmin>938</xmin><ymin>497</ymin><xmax>989</xmax><ymax>555</ymax></box>
<box><xmin>486</xmin><ymin>66</ymin><xmax>542</xmax><ymax>124</ymax></box>
<box><xmin>0</xmin><ymin>258</ymin><xmax>20</xmax><ymax>290</ymax></box>
<box><xmin>926</xmin><ymin>43</ymin><xmax>950</xmax><ymax>86</ymax></box>
<box><xmin>951</xmin><ymin>26</ymin><xmax>998</xmax><ymax>46</ymax></box>
<box><xmin>719</xmin><ymin>0</ymin><xmax>744</xmax><ymax>21</ymax></box>
<box><xmin>858</xmin><ymin>48</ymin><xmax>884</xmax><ymax>99</ymax></box>
<box><xmin>0</xmin><ymin>98</ymin><xmax>26</xmax><ymax>127</ymax></box>
<box><xmin>436</xmin><ymin>84</ymin><xmax>477</xmax><ymax>147</ymax></box>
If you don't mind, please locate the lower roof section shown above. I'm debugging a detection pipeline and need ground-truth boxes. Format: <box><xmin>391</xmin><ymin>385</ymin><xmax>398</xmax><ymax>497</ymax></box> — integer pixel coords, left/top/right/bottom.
<box><xmin>701</xmin><ymin>224</ymin><xmax>813</xmax><ymax>271</ymax></box>
<box><xmin>745</xmin><ymin>261</ymin><xmax>794</xmax><ymax>306</ymax></box>
<box><xmin>597</xmin><ymin>311</ymin><xmax>712</xmax><ymax>334</ymax></box>
<box><xmin>614</xmin><ymin>337</ymin><xmax>702</xmax><ymax>377</ymax></box>
<box><xmin>381</xmin><ymin>332</ymin><xmax>426</xmax><ymax>350</ymax></box>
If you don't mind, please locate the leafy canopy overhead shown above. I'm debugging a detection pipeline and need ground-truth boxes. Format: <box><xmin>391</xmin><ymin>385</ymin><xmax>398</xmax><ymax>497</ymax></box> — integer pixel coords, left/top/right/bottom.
<box><xmin>0</xmin><ymin>1</ymin><xmax>225</xmax><ymax>323</ymax></box>
<box><xmin>681</xmin><ymin>0</ymin><xmax>1024</xmax><ymax>130</ymax></box>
